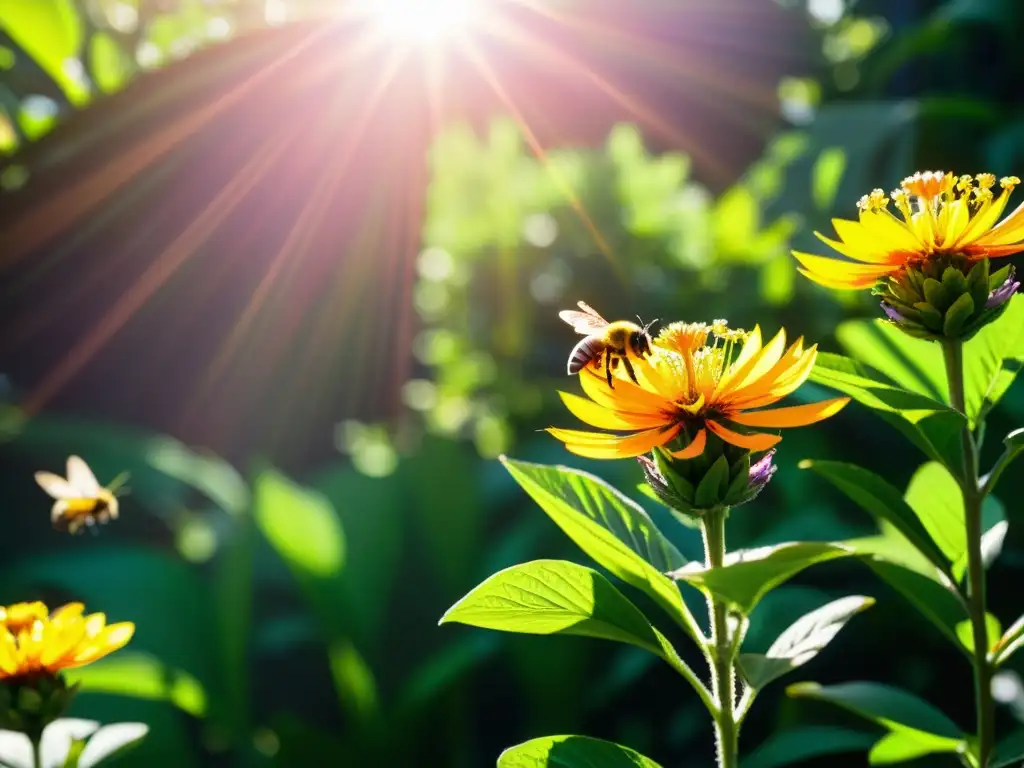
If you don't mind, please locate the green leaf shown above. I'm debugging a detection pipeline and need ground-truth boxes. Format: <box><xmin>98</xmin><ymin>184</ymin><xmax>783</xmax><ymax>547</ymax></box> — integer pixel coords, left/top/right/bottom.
<box><xmin>902</xmin><ymin>461</ymin><xmax>968</xmax><ymax>563</ymax></box>
<box><xmin>994</xmin><ymin>729</ymin><xmax>1024</xmax><ymax>768</ymax></box>
<box><xmin>0</xmin><ymin>0</ymin><xmax>88</xmax><ymax>104</ymax></box>
<box><xmin>868</xmin><ymin>730</ymin><xmax>958</xmax><ymax>765</ymax></box>
<box><xmin>856</xmin><ymin>557</ymin><xmax>969</xmax><ymax>653</ymax></box>
<box><xmin>502</xmin><ymin>459</ymin><xmax>686</xmax><ymax>571</ymax></box>
<box><xmin>811</xmin><ymin>146</ymin><xmax>846</xmax><ymax>210</ymax></box>
<box><xmin>835</xmin><ymin>319</ymin><xmax>947</xmax><ymax>403</ymax></box>
<box><xmin>253</xmin><ymin>468</ymin><xmax>363</xmax><ymax>721</ymax></box>
<box><xmin>498</xmin><ymin>735</ymin><xmax>664</xmax><ymax>768</ymax></box>
<box><xmin>328</xmin><ymin>640</ymin><xmax>379</xmax><ymax>727</ymax></box>
<box><xmin>809</xmin><ymin>353</ymin><xmax>965</xmax><ymax>471</ymax></box>
<box><xmin>501</xmin><ymin>458</ymin><xmax>697</xmax><ymax>637</ymax></box>
<box><xmin>670</xmin><ymin>542</ymin><xmax>852</xmax><ymax>615</ymax></box>
<box><xmin>800</xmin><ymin>460</ymin><xmax>949</xmax><ymax>573</ymax></box>
<box><xmin>441</xmin><ymin>560</ymin><xmax>673</xmax><ymax>659</ymax></box>
<box><xmin>844</xmin><ymin>520</ymin><xmax>936</xmax><ymax>577</ymax></box>
<box><xmin>744</xmin><ymin>726</ymin><xmax>875</xmax><ymax>768</ymax></box>
<box><xmin>787</xmin><ymin>682</ymin><xmax>965</xmax><ymax>761</ymax></box>
<box><xmin>64</xmin><ymin>654</ymin><xmax>206</xmax><ymax>717</ymax></box>
<box><xmin>404</xmin><ymin>436</ymin><xmax>482</xmax><ymax>594</ymax></box>
<box><xmin>902</xmin><ymin>461</ymin><xmax>1007</xmax><ymax>582</ymax></box>
<box><xmin>962</xmin><ymin>295</ymin><xmax>1024</xmax><ymax>425</ymax></box>
<box><xmin>954</xmin><ymin>615</ymin><xmax>1001</xmax><ymax>655</ymax></box>
<box><xmin>254</xmin><ymin>468</ymin><xmax>345</xmax><ymax>578</ymax></box>
<box><xmin>992</xmin><ymin>613</ymin><xmax>1024</xmax><ymax>666</ymax></box>
<box><xmin>983</xmin><ymin>431</ymin><xmax>1024</xmax><ymax>496</ymax></box>
<box><xmin>739</xmin><ymin>596</ymin><xmax>874</xmax><ymax>690</ymax></box>
<box><xmin>312</xmin><ymin>466</ymin><xmax>404</xmax><ymax>645</ymax></box>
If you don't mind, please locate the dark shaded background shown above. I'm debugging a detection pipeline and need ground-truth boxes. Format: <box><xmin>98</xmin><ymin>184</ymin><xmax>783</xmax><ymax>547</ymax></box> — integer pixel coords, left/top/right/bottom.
<box><xmin>1</xmin><ymin>0</ymin><xmax>1023</xmax><ymax>765</ymax></box>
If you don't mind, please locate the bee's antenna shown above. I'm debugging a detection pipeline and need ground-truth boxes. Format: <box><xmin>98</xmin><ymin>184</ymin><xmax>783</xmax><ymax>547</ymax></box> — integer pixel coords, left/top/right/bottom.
<box><xmin>643</xmin><ymin>318</ymin><xmax>659</xmax><ymax>334</ymax></box>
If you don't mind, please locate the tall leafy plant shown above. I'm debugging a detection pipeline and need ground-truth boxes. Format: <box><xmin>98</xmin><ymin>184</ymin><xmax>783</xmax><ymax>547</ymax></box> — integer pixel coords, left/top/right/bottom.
<box><xmin>442</xmin><ymin>316</ymin><xmax>867</xmax><ymax>766</ymax></box>
<box><xmin>791</xmin><ymin>170</ymin><xmax>1024</xmax><ymax>766</ymax></box>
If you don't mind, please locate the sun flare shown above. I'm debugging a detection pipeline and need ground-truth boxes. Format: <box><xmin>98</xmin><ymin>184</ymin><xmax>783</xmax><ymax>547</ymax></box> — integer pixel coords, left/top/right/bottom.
<box><xmin>357</xmin><ymin>0</ymin><xmax>480</xmax><ymax>43</ymax></box>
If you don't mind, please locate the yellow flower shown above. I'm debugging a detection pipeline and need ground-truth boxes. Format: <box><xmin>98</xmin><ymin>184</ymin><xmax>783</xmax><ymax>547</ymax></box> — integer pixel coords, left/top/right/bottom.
<box><xmin>794</xmin><ymin>171</ymin><xmax>1024</xmax><ymax>289</ymax></box>
<box><xmin>548</xmin><ymin>320</ymin><xmax>849</xmax><ymax>459</ymax></box>
<box><xmin>0</xmin><ymin>602</ymin><xmax>134</xmax><ymax>681</ymax></box>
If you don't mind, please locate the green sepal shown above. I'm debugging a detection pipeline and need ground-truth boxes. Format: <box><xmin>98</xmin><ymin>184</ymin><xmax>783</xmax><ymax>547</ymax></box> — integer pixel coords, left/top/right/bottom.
<box><xmin>652</xmin><ymin>448</ymin><xmax>695</xmax><ymax>503</ymax></box>
<box><xmin>0</xmin><ymin>674</ymin><xmax>79</xmax><ymax>737</ymax></box>
<box><xmin>694</xmin><ymin>456</ymin><xmax>730</xmax><ymax>508</ymax></box>
<box><xmin>922</xmin><ymin>278</ymin><xmax>949</xmax><ymax>312</ymax></box>
<box><xmin>967</xmin><ymin>259</ymin><xmax>990</xmax><ymax>308</ymax></box>
<box><xmin>941</xmin><ymin>265</ymin><xmax>968</xmax><ymax>295</ymax></box>
<box><xmin>990</xmin><ymin>263</ymin><xmax>1013</xmax><ymax>291</ymax></box>
<box><xmin>942</xmin><ymin>293</ymin><xmax>974</xmax><ymax>337</ymax></box>
<box><xmin>913</xmin><ymin>302</ymin><xmax>943</xmax><ymax>331</ymax></box>
<box><xmin>725</xmin><ymin>455</ymin><xmax>752</xmax><ymax>500</ymax></box>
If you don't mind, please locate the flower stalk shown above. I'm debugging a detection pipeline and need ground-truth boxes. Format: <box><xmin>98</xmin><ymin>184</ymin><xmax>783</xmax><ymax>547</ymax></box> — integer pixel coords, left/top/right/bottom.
<box><xmin>702</xmin><ymin>507</ymin><xmax>738</xmax><ymax>768</ymax></box>
<box><xmin>943</xmin><ymin>339</ymin><xmax>994</xmax><ymax>767</ymax></box>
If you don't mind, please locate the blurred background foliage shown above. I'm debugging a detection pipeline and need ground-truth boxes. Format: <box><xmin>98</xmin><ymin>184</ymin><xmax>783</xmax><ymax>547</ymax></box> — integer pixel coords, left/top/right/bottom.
<box><xmin>2</xmin><ymin>0</ymin><xmax>1024</xmax><ymax>765</ymax></box>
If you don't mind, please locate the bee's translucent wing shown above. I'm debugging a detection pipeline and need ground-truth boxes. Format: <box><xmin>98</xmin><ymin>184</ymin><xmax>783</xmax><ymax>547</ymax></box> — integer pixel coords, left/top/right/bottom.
<box><xmin>66</xmin><ymin>455</ymin><xmax>101</xmax><ymax>496</ymax></box>
<box><xmin>35</xmin><ymin>472</ymin><xmax>78</xmax><ymax>499</ymax></box>
<box><xmin>559</xmin><ymin>301</ymin><xmax>609</xmax><ymax>335</ymax></box>
<box><xmin>575</xmin><ymin>301</ymin><xmax>607</xmax><ymax>321</ymax></box>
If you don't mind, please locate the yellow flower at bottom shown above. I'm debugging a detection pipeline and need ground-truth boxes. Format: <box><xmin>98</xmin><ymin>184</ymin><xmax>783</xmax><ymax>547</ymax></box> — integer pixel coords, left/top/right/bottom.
<box><xmin>548</xmin><ymin>320</ymin><xmax>849</xmax><ymax>459</ymax></box>
<box><xmin>0</xmin><ymin>602</ymin><xmax>134</xmax><ymax>680</ymax></box>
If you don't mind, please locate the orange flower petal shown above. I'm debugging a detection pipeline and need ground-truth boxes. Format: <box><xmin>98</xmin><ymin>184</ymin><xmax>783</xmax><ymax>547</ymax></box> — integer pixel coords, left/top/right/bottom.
<box><xmin>706</xmin><ymin>420</ymin><xmax>781</xmax><ymax>451</ymax></box>
<box><xmin>722</xmin><ymin>327</ymin><xmax>787</xmax><ymax>395</ymax></box>
<box><xmin>857</xmin><ymin>210</ymin><xmax>924</xmax><ymax>254</ymax></box>
<box><xmin>548</xmin><ymin>424</ymin><xmax>681</xmax><ymax>459</ymax></box>
<box><xmin>793</xmin><ymin>252</ymin><xmax>900</xmax><ymax>287</ymax></box>
<box><xmin>579</xmin><ymin>368</ymin><xmax>670</xmax><ymax>414</ymax></box>
<box><xmin>558</xmin><ymin>391</ymin><xmax>667</xmax><ymax>431</ymax></box>
<box><xmin>729</xmin><ymin>397</ymin><xmax>850</xmax><ymax>428</ymax></box>
<box><xmin>964</xmin><ymin>243</ymin><xmax>1024</xmax><ymax>258</ymax></box>
<box><xmin>972</xmin><ymin>198</ymin><xmax>1024</xmax><ymax>246</ymax></box>
<box><xmin>727</xmin><ymin>344</ymin><xmax>818</xmax><ymax>408</ymax></box>
<box><xmin>668</xmin><ymin>428</ymin><xmax>706</xmax><ymax>459</ymax></box>
<box><xmin>730</xmin><ymin>325</ymin><xmax>762</xmax><ymax>372</ymax></box>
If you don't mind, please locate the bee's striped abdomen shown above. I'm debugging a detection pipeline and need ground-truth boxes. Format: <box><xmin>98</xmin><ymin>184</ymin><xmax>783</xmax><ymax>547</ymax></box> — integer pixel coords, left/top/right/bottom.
<box><xmin>567</xmin><ymin>336</ymin><xmax>606</xmax><ymax>375</ymax></box>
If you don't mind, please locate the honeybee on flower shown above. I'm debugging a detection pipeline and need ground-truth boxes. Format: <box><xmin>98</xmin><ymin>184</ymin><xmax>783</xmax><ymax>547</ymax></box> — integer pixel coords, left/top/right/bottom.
<box><xmin>559</xmin><ymin>301</ymin><xmax>656</xmax><ymax>388</ymax></box>
<box><xmin>34</xmin><ymin>456</ymin><xmax>127</xmax><ymax>535</ymax></box>
<box><xmin>549</xmin><ymin>318</ymin><xmax>849</xmax><ymax>460</ymax></box>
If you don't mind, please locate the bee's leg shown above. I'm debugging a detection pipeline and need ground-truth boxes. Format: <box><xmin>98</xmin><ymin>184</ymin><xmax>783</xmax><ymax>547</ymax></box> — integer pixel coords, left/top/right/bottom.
<box><xmin>621</xmin><ymin>354</ymin><xmax>639</xmax><ymax>385</ymax></box>
<box><xmin>605</xmin><ymin>348</ymin><xmax>614</xmax><ymax>389</ymax></box>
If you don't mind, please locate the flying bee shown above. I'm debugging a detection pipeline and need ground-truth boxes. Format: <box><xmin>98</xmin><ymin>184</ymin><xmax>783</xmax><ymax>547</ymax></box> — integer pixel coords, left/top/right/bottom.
<box><xmin>34</xmin><ymin>455</ymin><xmax>128</xmax><ymax>535</ymax></box>
<box><xmin>559</xmin><ymin>301</ymin><xmax>656</xmax><ymax>388</ymax></box>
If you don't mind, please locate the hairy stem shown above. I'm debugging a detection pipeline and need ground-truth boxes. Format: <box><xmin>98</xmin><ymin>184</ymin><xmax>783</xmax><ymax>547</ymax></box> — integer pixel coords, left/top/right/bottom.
<box><xmin>702</xmin><ymin>507</ymin><xmax>738</xmax><ymax>768</ymax></box>
<box><xmin>944</xmin><ymin>339</ymin><xmax>994</xmax><ymax>767</ymax></box>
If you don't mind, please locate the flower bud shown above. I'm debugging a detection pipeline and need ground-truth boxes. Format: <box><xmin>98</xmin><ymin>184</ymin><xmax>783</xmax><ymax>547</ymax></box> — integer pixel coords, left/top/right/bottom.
<box><xmin>638</xmin><ymin>432</ymin><xmax>777</xmax><ymax>521</ymax></box>
<box><xmin>874</xmin><ymin>257</ymin><xmax>1017</xmax><ymax>342</ymax></box>
<box><xmin>0</xmin><ymin>674</ymin><xmax>79</xmax><ymax>738</ymax></box>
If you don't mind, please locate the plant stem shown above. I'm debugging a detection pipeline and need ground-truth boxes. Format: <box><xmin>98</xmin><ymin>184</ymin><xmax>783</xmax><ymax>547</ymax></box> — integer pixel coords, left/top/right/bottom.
<box><xmin>702</xmin><ymin>507</ymin><xmax>738</xmax><ymax>768</ymax></box>
<box><xmin>943</xmin><ymin>339</ymin><xmax>994</xmax><ymax>767</ymax></box>
<box><xmin>31</xmin><ymin>732</ymin><xmax>42</xmax><ymax>768</ymax></box>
